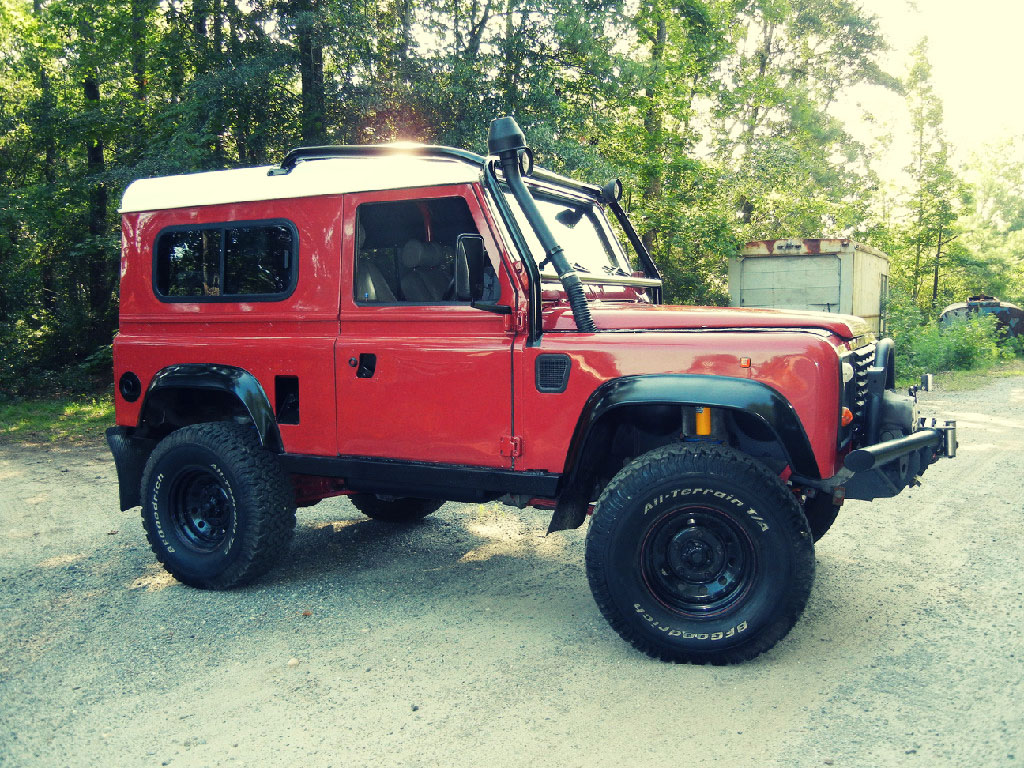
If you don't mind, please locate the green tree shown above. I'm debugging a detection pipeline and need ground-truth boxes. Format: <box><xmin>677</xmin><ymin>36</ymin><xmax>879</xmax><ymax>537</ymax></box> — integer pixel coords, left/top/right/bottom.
<box><xmin>960</xmin><ymin>137</ymin><xmax>1024</xmax><ymax>305</ymax></box>
<box><xmin>901</xmin><ymin>39</ymin><xmax>968</xmax><ymax>309</ymax></box>
<box><xmin>710</xmin><ymin>0</ymin><xmax>894</xmax><ymax>239</ymax></box>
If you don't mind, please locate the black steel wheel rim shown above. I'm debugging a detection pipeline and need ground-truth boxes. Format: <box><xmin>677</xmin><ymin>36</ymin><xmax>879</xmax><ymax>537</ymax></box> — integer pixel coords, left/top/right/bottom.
<box><xmin>168</xmin><ymin>466</ymin><xmax>234</xmax><ymax>553</ymax></box>
<box><xmin>640</xmin><ymin>505</ymin><xmax>755</xmax><ymax>616</ymax></box>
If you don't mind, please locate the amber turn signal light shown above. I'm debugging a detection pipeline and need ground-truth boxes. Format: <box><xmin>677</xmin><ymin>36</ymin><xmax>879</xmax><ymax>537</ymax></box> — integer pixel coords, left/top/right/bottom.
<box><xmin>841</xmin><ymin>407</ymin><xmax>854</xmax><ymax>426</ymax></box>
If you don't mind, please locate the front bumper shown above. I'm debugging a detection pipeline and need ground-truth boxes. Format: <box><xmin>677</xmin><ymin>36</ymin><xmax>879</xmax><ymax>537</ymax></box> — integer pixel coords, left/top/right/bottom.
<box><xmin>840</xmin><ymin>418</ymin><xmax>957</xmax><ymax>500</ymax></box>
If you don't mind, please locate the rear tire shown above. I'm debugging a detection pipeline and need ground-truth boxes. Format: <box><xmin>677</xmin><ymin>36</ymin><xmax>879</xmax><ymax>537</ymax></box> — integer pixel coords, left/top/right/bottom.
<box><xmin>140</xmin><ymin>423</ymin><xmax>296</xmax><ymax>589</ymax></box>
<box><xmin>349</xmin><ymin>494</ymin><xmax>443</xmax><ymax>522</ymax></box>
<box><xmin>585</xmin><ymin>443</ymin><xmax>814</xmax><ymax>664</ymax></box>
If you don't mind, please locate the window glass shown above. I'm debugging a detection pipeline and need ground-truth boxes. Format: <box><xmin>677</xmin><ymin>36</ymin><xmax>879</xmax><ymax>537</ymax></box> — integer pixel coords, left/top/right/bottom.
<box><xmin>354</xmin><ymin>196</ymin><xmax>499</xmax><ymax>304</ymax></box>
<box><xmin>503</xmin><ymin>190</ymin><xmax>629</xmax><ymax>278</ymax></box>
<box><xmin>156</xmin><ymin>229</ymin><xmax>222</xmax><ymax>297</ymax></box>
<box><xmin>224</xmin><ymin>225</ymin><xmax>292</xmax><ymax>295</ymax></box>
<box><xmin>154</xmin><ymin>221</ymin><xmax>295</xmax><ymax>300</ymax></box>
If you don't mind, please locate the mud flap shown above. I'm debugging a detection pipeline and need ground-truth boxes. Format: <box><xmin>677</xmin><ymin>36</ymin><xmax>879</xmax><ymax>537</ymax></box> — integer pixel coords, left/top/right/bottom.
<box><xmin>105</xmin><ymin>427</ymin><xmax>156</xmax><ymax>510</ymax></box>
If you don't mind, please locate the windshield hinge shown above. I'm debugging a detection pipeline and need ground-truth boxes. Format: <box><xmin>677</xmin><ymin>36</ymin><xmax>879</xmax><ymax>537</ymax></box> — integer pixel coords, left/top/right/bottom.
<box><xmin>504</xmin><ymin>308</ymin><xmax>528</xmax><ymax>334</ymax></box>
<box><xmin>500</xmin><ymin>435</ymin><xmax>523</xmax><ymax>458</ymax></box>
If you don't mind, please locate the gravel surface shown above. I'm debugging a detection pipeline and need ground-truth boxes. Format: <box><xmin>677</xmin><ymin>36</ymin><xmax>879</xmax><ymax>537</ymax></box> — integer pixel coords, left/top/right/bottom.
<box><xmin>1</xmin><ymin>378</ymin><xmax>1022</xmax><ymax>768</ymax></box>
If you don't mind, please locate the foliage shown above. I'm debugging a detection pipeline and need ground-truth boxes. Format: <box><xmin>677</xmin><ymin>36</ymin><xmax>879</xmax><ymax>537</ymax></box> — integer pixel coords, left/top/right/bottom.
<box><xmin>0</xmin><ymin>0</ymin><xmax>1018</xmax><ymax>394</ymax></box>
<box><xmin>886</xmin><ymin>288</ymin><xmax>1014</xmax><ymax>384</ymax></box>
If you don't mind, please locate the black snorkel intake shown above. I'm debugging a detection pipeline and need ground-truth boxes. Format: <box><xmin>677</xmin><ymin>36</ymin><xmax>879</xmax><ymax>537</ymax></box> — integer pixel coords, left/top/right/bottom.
<box><xmin>487</xmin><ymin>116</ymin><xmax>597</xmax><ymax>333</ymax></box>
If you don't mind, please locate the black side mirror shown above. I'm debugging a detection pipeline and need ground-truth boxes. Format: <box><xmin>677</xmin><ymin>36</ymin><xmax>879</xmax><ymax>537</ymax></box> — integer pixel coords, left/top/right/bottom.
<box><xmin>456</xmin><ymin>233</ymin><xmax>484</xmax><ymax>302</ymax></box>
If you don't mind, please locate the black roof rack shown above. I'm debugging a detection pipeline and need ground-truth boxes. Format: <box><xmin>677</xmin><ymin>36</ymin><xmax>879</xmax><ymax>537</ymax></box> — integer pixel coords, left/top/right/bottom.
<box><xmin>269</xmin><ymin>144</ymin><xmax>487</xmax><ymax>175</ymax></box>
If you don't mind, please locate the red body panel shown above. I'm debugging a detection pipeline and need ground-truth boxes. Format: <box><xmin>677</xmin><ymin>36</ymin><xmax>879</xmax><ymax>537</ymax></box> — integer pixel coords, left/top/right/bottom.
<box><xmin>116</xmin><ymin>197</ymin><xmax>343</xmax><ymax>456</ymax></box>
<box><xmin>333</xmin><ymin>184</ymin><xmax>517</xmax><ymax>467</ymax></box>
<box><xmin>115</xmin><ymin>179</ymin><xmax>848</xmax><ymax>484</ymax></box>
<box><xmin>514</xmin><ymin>329</ymin><xmax>841</xmax><ymax>479</ymax></box>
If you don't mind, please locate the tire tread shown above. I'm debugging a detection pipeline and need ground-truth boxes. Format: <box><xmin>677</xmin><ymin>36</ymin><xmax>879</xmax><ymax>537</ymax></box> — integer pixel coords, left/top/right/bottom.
<box><xmin>140</xmin><ymin>422</ymin><xmax>296</xmax><ymax>589</ymax></box>
<box><xmin>585</xmin><ymin>442</ymin><xmax>814</xmax><ymax>665</ymax></box>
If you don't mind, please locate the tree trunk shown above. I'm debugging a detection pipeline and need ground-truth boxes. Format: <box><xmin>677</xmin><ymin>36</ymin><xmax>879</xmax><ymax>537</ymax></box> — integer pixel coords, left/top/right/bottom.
<box><xmin>211</xmin><ymin>0</ymin><xmax>225</xmax><ymax>162</ymax></box>
<box><xmin>931</xmin><ymin>224</ymin><xmax>943</xmax><ymax>308</ymax></box>
<box><xmin>130</xmin><ymin>0</ymin><xmax>149</xmax><ymax>102</ymax></box>
<box><xmin>166</xmin><ymin>0</ymin><xmax>184</xmax><ymax>103</ymax></box>
<box><xmin>912</xmin><ymin>120</ymin><xmax>925</xmax><ymax>303</ymax></box>
<box><xmin>193</xmin><ymin>0</ymin><xmax>208</xmax><ymax>73</ymax></box>
<box><xmin>501</xmin><ymin>0</ymin><xmax>524</xmax><ymax>116</ymax></box>
<box><xmin>297</xmin><ymin>0</ymin><xmax>326</xmax><ymax>144</ymax></box>
<box><xmin>227</xmin><ymin>3</ymin><xmax>253</xmax><ymax>162</ymax></box>
<box><xmin>640</xmin><ymin>12</ymin><xmax>667</xmax><ymax>253</ymax></box>
<box><xmin>83</xmin><ymin>71</ymin><xmax>110</xmax><ymax>343</ymax></box>
<box><xmin>33</xmin><ymin>0</ymin><xmax>59</xmax><ymax>313</ymax></box>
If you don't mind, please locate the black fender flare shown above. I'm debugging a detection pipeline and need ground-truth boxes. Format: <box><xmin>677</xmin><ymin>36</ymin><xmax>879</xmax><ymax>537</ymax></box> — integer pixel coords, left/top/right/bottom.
<box><xmin>140</xmin><ymin>364</ymin><xmax>283</xmax><ymax>451</ymax></box>
<box><xmin>549</xmin><ymin>374</ymin><xmax>818</xmax><ymax>532</ymax></box>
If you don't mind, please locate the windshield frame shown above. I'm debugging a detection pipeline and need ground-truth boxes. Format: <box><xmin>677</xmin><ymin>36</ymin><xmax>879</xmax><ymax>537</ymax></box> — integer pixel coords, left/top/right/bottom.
<box><xmin>500</xmin><ymin>179</ymin><xmax>637</xmax><ymax>280</ymax></box>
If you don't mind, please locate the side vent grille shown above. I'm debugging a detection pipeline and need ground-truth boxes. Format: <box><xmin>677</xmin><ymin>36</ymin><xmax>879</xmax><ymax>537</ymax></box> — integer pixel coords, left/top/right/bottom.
<box><xmin>536</xmin><ymin>354</ymin><xmax>571</xmax><ymax>393</ymax></box>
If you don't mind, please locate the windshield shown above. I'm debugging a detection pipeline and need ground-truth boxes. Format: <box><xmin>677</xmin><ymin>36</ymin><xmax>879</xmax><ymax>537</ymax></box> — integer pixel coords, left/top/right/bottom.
<box><xmin>503</xmin><ymin>189</ymin><xmax>630</xmax><ymax>277</ymax></box>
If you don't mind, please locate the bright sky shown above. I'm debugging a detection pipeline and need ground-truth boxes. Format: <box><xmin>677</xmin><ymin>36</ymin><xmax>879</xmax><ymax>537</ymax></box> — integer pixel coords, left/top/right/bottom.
<box><xmin>844</xmin><ymin>0</ymin><xmax>1024</xmax><ymax>180</ymax></box>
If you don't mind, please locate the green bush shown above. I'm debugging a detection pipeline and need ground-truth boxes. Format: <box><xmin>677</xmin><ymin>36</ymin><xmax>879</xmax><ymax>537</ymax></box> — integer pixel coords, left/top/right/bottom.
<box><xmin>888</xmin><ymin>302</ymin><xmax>1012</xmax><ymax>384</ymax></box>
<box><xmin>885</xmin><ymin>288</ymin><xmax>1020</xmax><ymax>384</ymax></box>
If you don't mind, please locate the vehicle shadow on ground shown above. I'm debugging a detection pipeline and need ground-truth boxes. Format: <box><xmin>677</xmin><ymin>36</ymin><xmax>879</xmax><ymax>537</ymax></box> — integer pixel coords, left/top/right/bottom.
<box><xmin>272</xmin><ymin>501</ymin><xmax>580</xmax><ymax>585</ymax></box>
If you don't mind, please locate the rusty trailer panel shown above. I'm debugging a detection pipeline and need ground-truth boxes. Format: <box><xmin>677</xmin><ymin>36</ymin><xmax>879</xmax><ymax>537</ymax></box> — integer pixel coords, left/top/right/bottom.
<box><xmin>729</xmin><ymin>239</ymin><xmax>889</xmax><ymax>334</ymax></box>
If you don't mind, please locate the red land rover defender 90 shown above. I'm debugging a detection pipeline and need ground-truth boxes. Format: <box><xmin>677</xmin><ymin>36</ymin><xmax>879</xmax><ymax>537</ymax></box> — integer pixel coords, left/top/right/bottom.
<box><xmin>108</xmin><ymin>117</ymin><xmax>957</xmax><ymax>664</ymax></box>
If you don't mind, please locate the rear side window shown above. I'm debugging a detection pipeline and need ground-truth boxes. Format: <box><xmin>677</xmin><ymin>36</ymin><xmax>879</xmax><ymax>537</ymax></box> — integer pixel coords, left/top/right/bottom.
<box><xmin>154</xmin><ymin>220</ymin><xmax>297</xmax><ymax>301</ymax></box>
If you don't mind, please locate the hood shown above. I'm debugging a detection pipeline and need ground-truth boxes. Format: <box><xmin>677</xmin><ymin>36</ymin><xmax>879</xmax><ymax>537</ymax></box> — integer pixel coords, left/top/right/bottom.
<box><xmin>543</xmin><ymin>303</ymin><xmax>872</xmax><ymax>341</ymax></box>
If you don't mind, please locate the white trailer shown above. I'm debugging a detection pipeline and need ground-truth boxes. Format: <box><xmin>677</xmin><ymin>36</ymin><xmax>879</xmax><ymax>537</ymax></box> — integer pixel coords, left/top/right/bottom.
<box><xmin>729</xmin><ymin>238</ymin><xmax>889</xmax><ymax>334</ymax></box>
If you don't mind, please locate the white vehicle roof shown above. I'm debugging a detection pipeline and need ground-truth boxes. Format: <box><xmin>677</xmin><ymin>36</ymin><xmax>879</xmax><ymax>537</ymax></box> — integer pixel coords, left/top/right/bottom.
<box><xmin>119</xmin><ymin>148</ymin><xmax>483</xmax><ymax>214</ymax></box>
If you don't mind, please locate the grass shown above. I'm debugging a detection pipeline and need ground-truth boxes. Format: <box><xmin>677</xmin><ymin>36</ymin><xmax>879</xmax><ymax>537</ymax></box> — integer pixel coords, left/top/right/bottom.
<box><xmin>0</xmin><ymin>395</ymin><xmax>114</xmax><ymax>444</ymax></box>
<box><xmin>927</xmin><ymin>359</ymin><xmax>1024</xmax><ymax>392</ymax></box>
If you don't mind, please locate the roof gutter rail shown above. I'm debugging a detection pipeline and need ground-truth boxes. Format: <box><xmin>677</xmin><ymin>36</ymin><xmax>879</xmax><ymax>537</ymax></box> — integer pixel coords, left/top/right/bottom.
<box><xmin>270</xmin><ymin>144</ymin><xmax>486</xmax><ymax>176</ymax></box>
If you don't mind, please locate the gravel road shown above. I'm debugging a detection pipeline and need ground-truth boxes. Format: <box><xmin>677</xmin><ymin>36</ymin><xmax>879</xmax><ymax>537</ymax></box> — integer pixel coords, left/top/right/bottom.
<box><xmin>1</xmin><ymin>378</ymin><xmax>1022</xmax><ymax>768</ymax></box>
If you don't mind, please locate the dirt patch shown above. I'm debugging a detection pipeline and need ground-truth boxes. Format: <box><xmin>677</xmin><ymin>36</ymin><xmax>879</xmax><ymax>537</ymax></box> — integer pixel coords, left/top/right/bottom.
<box><xmin>1</xmin><ymin>380</ymin><xmax>1022</xmax><ymax>767</ymax></box>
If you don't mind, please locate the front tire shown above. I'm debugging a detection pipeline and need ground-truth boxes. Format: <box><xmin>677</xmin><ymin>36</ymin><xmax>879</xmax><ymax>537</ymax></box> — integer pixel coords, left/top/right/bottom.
<box><xmin>140</xmin><ymin>423</ymin><xmax>296</xmax><ymax>589</ymax></box>
<box><xmin>585</xmin><ymin>443</ymin><xmax>814</xmax><ymax>664</ymax></box>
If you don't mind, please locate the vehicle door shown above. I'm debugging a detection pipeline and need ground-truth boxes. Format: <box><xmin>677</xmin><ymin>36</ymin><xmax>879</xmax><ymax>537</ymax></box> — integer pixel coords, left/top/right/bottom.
<box><xmin>336</xmin><ymin>184</ymin><xmax>518</xmax><ymax>468</ymax></box>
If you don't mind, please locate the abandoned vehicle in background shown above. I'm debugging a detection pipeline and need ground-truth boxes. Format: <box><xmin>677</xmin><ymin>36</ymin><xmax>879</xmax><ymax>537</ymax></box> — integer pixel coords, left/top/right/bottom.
<box><xmin>939</xmin><ymin>295</ymin><xmax>1024</xmax><ymax>339</ymax></box>
<box><xmin>107</xmin><ymin>117</ymin><xmax>958</xmax><ymax>665</ymax></box>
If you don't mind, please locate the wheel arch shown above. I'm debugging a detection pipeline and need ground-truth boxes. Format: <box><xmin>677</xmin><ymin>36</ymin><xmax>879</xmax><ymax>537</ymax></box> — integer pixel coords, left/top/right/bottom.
<box><xmin>137</xmin><ymin>364</ymin><xmax>283</xmax><ymax>452</ymax></box>
<box><xmin>548</xmin><ymin>375</ymin><xmax>818</xmax><ymax>532</ymax></box>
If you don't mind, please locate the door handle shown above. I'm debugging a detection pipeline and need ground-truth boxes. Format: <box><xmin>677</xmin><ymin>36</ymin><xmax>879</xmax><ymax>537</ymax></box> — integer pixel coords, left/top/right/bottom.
<box><xmin>356</xmin><ymin>353</ymin><xmax>376</xmax><ymax>378</ymax></box>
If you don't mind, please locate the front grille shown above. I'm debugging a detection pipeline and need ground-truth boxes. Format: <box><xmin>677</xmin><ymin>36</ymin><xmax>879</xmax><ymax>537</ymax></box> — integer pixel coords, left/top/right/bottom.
<box><xmin>840</xmin><ymin>343</ymin><xmax>875</xmax><ymax>447</ymax></box>
<box><xmin>849</xmin><ymin>344</ymin><xmax>874</xmax><ymax>427</ymax></box>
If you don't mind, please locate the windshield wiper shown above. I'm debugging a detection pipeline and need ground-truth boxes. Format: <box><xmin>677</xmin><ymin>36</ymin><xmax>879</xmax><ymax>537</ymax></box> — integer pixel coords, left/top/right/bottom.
<box><xmin>602</xmin><ymin>265</ymin><xmax>629</xmax><ymax>276</ymax></box>
<box><xmin>572</xmin><ymin>262</ymin><xmax>591</xmax><ymax>273</ymax></box>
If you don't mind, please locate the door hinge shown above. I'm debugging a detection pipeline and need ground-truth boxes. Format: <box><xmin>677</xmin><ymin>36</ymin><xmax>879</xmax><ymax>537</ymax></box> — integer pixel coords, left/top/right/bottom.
<box><xmin>500</xmin><ymin>435</ymin><xmax>523</xmax><ymax>458</ymax></box>
<box><xmin>514</xmin><ymin>309</ymin><xmax>528</xmax><ymax>333</ymax></box>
